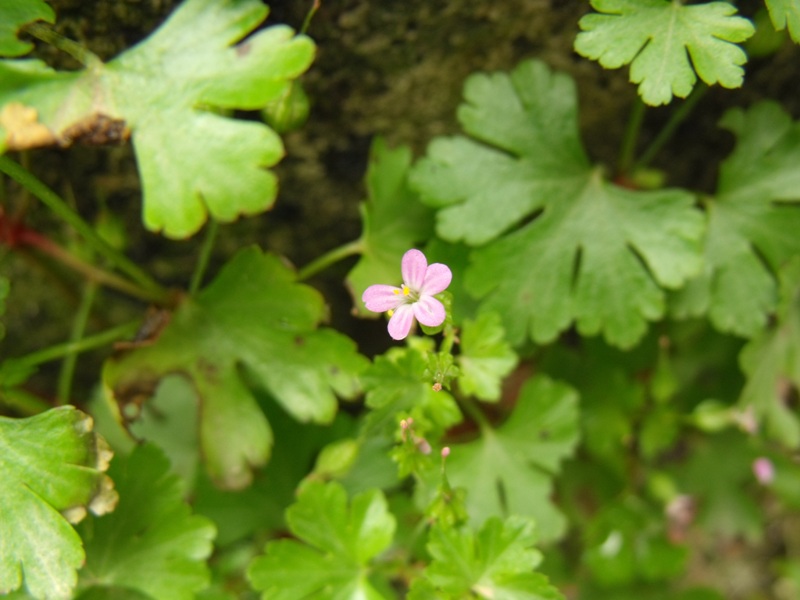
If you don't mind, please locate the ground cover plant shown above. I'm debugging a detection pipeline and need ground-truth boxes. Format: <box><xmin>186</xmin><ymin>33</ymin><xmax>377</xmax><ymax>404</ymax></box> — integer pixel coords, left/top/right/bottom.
<box><xmin>2</xmin><ymin>0</ymin><xmax>800</xmax><ymax>598</ymax></box>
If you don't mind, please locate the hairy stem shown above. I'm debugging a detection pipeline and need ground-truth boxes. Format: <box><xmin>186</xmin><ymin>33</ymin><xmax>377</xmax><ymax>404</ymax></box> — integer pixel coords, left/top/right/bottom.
<box><xmin>301</xmin><ymin>0</ymin><xmax>321</xmax><ymax>35</ymax></box>
<box><xmin>189</xmin><ymin>218</ymin><xmax>219</xmax><ymax>295</ymax></box>
<box><xmin>21</xmin><ymin>22</ymin><xmax>102</xmax><ymax>69</ymax></box>
<box><xmin>0</xmin><ymin>156</ymin><xmax>170</xmax><ymax>302</ymax></box>
<box><xmin>15</xmin><ymin>226</ymin><xmax>166</xmax><ymax>303</ymax></box>
<box><xmin>618</xmin><ymin>98</ymin><xmax>646</xmax><ymax>175</ymax></box>
<box><xmin>634</xmin><ymin>83</ymin><xmax>708</xmax><ymax>171</ymax></box>
<box><xmin>56</xmin><ymin>281</ymin><xmax>97</xmax><ymax>405</ymax></box>
<box><xmin>7</xmin><ymin>320</ymin><xmax>141</xmax><ymax>368</ymax></box>
<box><xmin>458</xmin><ymin>394</ymin><xmax>491</xmax><ymax>434</ymax></box>
<box><xmin>0</xmin><ymin>388</ymin><xmax>51</xmax><ymax>417</ymax></box>
<box><xmin>297</xmin><ymin>239</ymin><xmax>362</xmax><ymax>281</ymax></box>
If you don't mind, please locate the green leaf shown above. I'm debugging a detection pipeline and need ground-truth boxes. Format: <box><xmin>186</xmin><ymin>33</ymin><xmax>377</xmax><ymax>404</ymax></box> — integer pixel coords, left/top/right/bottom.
<box><xmin>575</xmin><ymin>0</ymin><xmax>754</xmax><ymax>105</ymax></box>
<box><xmin>583</xmin><ymin>497</ymin><xmax>687</xmax><ymax>586</ymax></box>
<box><xmin>672</xmin><ymin>430</ymin><xmax>763</xmax><ymax>540</ymax></box>
<box><xmin>766</xmin><ymin>0</ymin><xmax>800</xmax><ymax>42</ymax></box>
<box><xmin>411</xmin><ymin>60</ymin><xmax>590</xmax><ymax>247</ymax></box>
<box><xmin>443</xmin><ymin>375</ymin><xmax>579</xmax><ymax>542</ymax></box>
<box><xmin>362</xmin><ymin>345</ymin><xmax>463</xmax><ymax>439</ymax></box>
<box><xmin>411</xmin><ymin>60</ymin><xmax>704</xmax><ymax>348</ymax></box>
<box><xmin>0</xmin><ymin>406</ymin><xmax>117</xmax><ymax>599</ymax></box>
<box><xmin>538</xmin><ymin>341</ymin><xmax>646</xmax><ymax>476</ymax></box>
<box><xmin>194</xmin><ymin>406</ymin><xmax>356</xmax><ymax>547</ymax></box>
<box><xmin>738</xmin><ymin>258</ymin><xmax>800</xmax><ymax>448</ymax></box>
<box><xmin>104</xmin><ymin>246</ymin><xmax>368</xmax><ymax>489</ymax></box>
<box><xmin>0</xmin><ymin>0</ymin><xmax>315</xmax><ymax>238</ymax></box>
<box><xmin>409</xmin><ymin>516</ymin><xmax>564</xmax><ymax>600</ymax></box>
<box><xmin>77</xmin><ymin>444</ymin><xmax>215</xmax><ymax>600</ymax></box>
<box><xmin>128</xmin><ymin>375</ymin><xmax>200</xmax><ymax>487</ymax></box>
<box><xmin>347</xmin><ymin>138</ymin><xmax>434</xmax><ymax>315</ymax></box>
<box><xmin>247</xmin><ymin>481</ymin><xmax>395</xmax><ymax>599</ymax></box>
<box><xmin>671</xmin><ymin>102</ymin><xmax>800</xmax><ymax>337</ymax></box>
<box><xmin>0</xmin><ymin>1</ymin><xmax>54</xmax><ymax>57</ymax></box>
<box><xmin>456</xmin><ymin>312</ymin><xmax>518</xmax><ymax>402</ymax></box>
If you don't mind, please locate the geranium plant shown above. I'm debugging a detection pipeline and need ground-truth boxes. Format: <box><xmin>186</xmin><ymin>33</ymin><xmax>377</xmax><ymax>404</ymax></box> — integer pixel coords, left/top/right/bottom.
<box><xmin>2</xmin><ymin>0</ymin><xmax>800</xmax><ymax>598</ymax></box>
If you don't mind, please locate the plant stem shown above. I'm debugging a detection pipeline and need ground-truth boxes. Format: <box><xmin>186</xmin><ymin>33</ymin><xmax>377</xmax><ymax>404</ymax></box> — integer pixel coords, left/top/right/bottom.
<box><xmin>633</xmin><ymin>83</ymin><xmax>708</xmax><ymax>172</ymax></box>
<box><xmin>301</xmin><ymin>0</ymin><xmax>321</xmax><ymax>35</ymax></box>
<box><xmin>0</xmin><ymin>156</ymin><xmax>170</xmax><ymax>302</ymax></box>
<box><xmin>297</xmin><ymin>239</ymin><xmax>362</xmax><ymax>281</ymax></box>
<box><xmin>618</xmin><ymin>98</ymin><xmax>646</xmax><ymax>175</ymax></box>
<box><xmin>0</xmin><ymin>388</ymin><xmax>52</xmax><ymax>416</ymax></box>
<box><xmin>15</xmin><ymin>226</ymin><xmax>166</xmax><ymax>303</ymax></box>
<box><xmin>7</xmin><ymin>320</ymin><xmax>141</xmax><ymax>368</ymax></box>
<box><xmin>21</xmin><ymin>22</ymin><xmax>102</xmax><ymax>69</ymax></box>
<box><xmin>189</xmin><ymin>218</ymin><xmax>219</xmax><ymax>295</ymax></box>
<box><xmin>458</xmin><ymin>394</ymin><xmax>491</xmax><ymax>434</ymax></box>
<box><xmin>440</xmin><ymin>324</ymin><xmax>459</xmax><ymax>356</ymax></box>
<box><xmin>56</xmin><ymin>281</ymin><xmax>97</xmax><ymax>405</ymax></box>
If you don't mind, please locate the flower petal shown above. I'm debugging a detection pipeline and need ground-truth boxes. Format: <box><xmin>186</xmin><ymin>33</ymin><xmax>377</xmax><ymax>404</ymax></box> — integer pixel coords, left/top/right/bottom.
<box><xmin>420</xmin><ymin>263</ymin><xmax>452</xmax><ymax>296</ymax></box>
<box><xmin>413</xmin><ymin>295</ymin><xmax>446</xmax><ymax>327</ymax></box>
<box><xmin>362</xmin><ymin>285</ymin><xmax>405</xmax><ymax>313</ymax></box>
<box><xmin>388</xmin><ymin>304</ymin><xmax>415</xmax><ymax>340</ymax></box>
<box><xmin>401</xmin><ymin>249</ymin><xmax>427</xmax><ymax>291</ymax></box>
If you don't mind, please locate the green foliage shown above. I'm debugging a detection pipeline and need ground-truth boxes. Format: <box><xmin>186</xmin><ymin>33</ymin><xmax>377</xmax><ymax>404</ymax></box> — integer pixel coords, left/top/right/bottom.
<box><xmin>0</xmin><ymin>407</ymin><xmax>117</xmax><ymax>599</ymax></box>
<box><xmin>247</xmin><ymin>481</ymin><xmax>396</xmax><ymax>599</ymax></box>
<box><xmin>4</xmin><ymin>1</ymin><xmax>800</xmax><ymax>598</ymax></box>
<box><xmin>575</xmin><ymin>0</ymin><xmax>754</xmax><ymax>105</ymax></box>
<box><xmin>583</xmin><ymin>497</ymin><xmax>687</xmax><ymax>586</ymax></box>
<box><xmin>671</xmin><ymin>102</ymin><xmax>800</xmax><ymax>337</ymax></box>
<box><xmin>673</xmin><ymin>430</ymin><xmax>763</xmax><ymax>541</ymax></box>
<box><xmin>766</xmin><ymin>0</ymin><xmax>800</xmax><ymax>41</ymax></box>
<box><xmin>738</xmin><ymin>258</ymin><xmax>800</xmax><ymax>447</ymax></box>
<box><xmin>362</xmin><ymin>344</ymin><xmax>463</xmax><ymax>439</ymax></box>
<box><xmin>0</xmin><ymin>0</ymin><xmax>314</xmax><ymax>238</ymax></box>
<box><xmin>347</xmin><ymin>137</ymin><xmax>435</xmax><ymax>315</ymax></box>
<box><xmin>261</xmin><ymin>81</ymin><xmax>311</xmax><ymax>134</ymax></box>
<box><xmin>412</xmin><ymin>60</ymin><xmax>704</xmax><ymax>348</ymax></box>
<box><xmin>456</xmin><ymin>312</ymin><xmax>518</xmax><ymax>402</ymax></box>
<box><xmin>77</xmin><ymin>444</ymin><xmax>216</xmax><ymax>599</ymax></box>
<box><xmin>0</xmin><ymin>0</ymin><xmax>54</xmax><ymax>57</ymax></box>
<box><xmin>104</xmin><ymin>246</ymin><xmax>367</xmax><ymax>489</ymax></box>
<box><xmin>442</xmin><ymin>376</ymin><xmax>579</xmax><ymax>542</ymax></box>
<box><xmin>0</xmin><ymin>275</ymin><xmax>8</xmax><ymax>340</ymax></box>
<box><xmin>409</xmin><ymin>516</ymin><xmax>563</xmax><ymax>600</ymax></box>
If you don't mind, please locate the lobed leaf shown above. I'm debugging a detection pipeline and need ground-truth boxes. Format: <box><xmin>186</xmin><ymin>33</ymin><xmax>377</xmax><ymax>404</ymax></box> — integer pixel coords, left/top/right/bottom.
<box><xmin>248</xmin><ymin>481</ymin><xmax>395</xmax><ymax>599</ymax></box>
<box><xmin>456</xmin><ymin>312</ymin><xmax>518</xmax><ymax>402</ymax></box>
<box><xmin>575</xmin><ymin>0</ymin><xmax>754</xmax><ymax>105</ymax></box>
<box><xmin>78</xmin><ymin>444</ymin><xmax>216</xmax><ymax>600</ymax></box>
<box><xmin>443</xmin><ymin>375</ymin><xmax>579</xmax><ymax>541</ymax></box>
<box><xmin>0</xmin><ymin>0</ymin><xmax>315</xmax><ymax>238</ymax></box>
<box><xmin>738</xmin><ymin>258</ymin><xmax>800</xmax><ymax>448</ymax></box>
<box><xmin>766</xmin><ymin>0</ymin><xmax>800</xmax><ymax>42</ymax></box>
<box><xmin>103</xmin><ymin>246</ymin><xmax>368</xmax><ymax>489</ymax></box>
<box><xmin>671</xmin><ymin>102</ymin><xmax>800</xmax><ymax>337</ymax></box>
<box><xmin>411</xmin><ymin>60</ymin><xmax>704</xmax><ymax>348</ymax></box>
<box><xmin>0</xmin><ymin>407</ymin><xmax>117</xmax><ymax>600</ymax></box>
<box><xmin>409</xmin><ymin>516</ymin><xmax>564</xmax><ymax>600</ymax></box>
<box><xmin>347</xmin><ymin>138</ymin><xmax>434</xmax><ymax>316</ymax></box>
<box><xmin>362</xmin><ymin>345</ymin><xmax>463</xmax><ymax>439</ymax></box>
<box><xmin>0</xmin><ymin>1</ymin><xmax>54</xmax><ymax>57</ymax></box>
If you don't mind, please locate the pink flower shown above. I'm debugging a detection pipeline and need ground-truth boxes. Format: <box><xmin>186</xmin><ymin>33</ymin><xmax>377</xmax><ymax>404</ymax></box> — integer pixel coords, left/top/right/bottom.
<box><xmin>362</xmin><ymin>249</ymin><xmax>452</xmax><ymax>340</ymax></box>
<box><xmin>752</xmin><ymin>457</ymin><xmax>775</xmax><ymax>485</ymax></box>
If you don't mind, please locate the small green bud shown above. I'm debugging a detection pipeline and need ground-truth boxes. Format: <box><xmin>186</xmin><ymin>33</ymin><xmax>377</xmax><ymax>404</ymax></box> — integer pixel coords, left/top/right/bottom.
<box><xmin>261</xmin><ymin>81</ymin><xmax>310</xmax><ymax>134</ymax></box>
